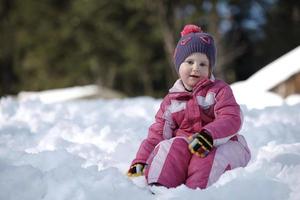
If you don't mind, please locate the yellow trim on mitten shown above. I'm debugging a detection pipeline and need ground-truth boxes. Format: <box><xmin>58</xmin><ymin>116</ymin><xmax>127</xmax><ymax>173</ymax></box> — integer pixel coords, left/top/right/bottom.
<box><xmin>127</xmin><ymin>163</ymin><xmax>145</xmax><ymax>177</ymax></box>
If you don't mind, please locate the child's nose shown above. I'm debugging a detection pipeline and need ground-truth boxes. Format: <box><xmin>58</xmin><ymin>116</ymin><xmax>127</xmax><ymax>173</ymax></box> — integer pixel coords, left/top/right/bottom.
<box><xmin>192</xmin><ymin>63</ymin><xmax>200</xmax><ymax>71</ymax></box>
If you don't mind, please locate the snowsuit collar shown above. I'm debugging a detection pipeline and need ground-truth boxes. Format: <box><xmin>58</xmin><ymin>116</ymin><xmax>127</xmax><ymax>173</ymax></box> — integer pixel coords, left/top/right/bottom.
<box><xmin>169</xmin><ymin>75</ymin><xmax>215</xmax><ymax>95</ymax></box>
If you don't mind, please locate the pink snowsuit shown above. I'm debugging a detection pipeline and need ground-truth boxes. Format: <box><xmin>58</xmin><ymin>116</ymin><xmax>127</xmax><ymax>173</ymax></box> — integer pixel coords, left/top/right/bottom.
<box><xmin>131</xmin><ymin>77</ymin><xmax>251</xmax><ymax>189</ymax></box>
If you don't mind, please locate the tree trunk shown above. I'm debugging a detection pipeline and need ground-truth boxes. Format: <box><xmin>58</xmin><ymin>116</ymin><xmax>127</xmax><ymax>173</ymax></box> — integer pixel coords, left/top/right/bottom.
<box><xmin>154</xmin><ymin>0</ymin><xmax>178</xmax><ymax>80</ymax></box>
<box><xmin>208</xmin><ymin>1</ymin><xmax>225</xmax><ymax>80</ymax></box>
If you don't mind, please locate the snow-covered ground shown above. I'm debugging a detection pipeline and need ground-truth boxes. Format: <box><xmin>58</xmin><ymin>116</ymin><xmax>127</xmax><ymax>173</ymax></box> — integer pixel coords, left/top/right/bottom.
<box><xmin>1</xmin><ymin>88</ymin><xmax>300</xmax><ymax>199</ymax></box>
<box><xmin>2</xmin><ymin>45</ymin><xmax>300</xmax><ymax>200</ymax></box>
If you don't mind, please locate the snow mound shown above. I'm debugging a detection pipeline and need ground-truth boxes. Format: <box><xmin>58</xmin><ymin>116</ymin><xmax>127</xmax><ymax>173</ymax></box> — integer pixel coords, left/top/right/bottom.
<box><xmin>1</xmin><ymin>96</ymin><xmax>300</xmax><ymax>199</ymax></box>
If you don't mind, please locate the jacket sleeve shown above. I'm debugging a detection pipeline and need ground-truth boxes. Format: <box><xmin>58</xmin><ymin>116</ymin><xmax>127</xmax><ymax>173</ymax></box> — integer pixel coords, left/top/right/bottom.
<box><xmin>131</xmin><ymin>96</ymin><xmax>175</xmax><ymax>165</ymax></box>
<box><xmin>202</xmin><ymin>85</ymin><xmax>242</xmax><ymax>146</ymax></box>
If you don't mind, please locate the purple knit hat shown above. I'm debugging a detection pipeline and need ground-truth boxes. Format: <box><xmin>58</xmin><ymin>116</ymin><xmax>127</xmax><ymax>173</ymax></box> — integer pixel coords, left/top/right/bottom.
<box><xmin>173</xmin><ymin>24</ymin><xmax>216</xmax><ymax>73</ymax></box>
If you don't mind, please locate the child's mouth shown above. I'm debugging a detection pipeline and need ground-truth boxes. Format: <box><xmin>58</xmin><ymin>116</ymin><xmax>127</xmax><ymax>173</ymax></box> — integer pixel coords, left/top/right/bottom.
<box><xmin>189</xmin><ymin>75</ymin><xmax>200</xmax><ymax>78</ymax></box>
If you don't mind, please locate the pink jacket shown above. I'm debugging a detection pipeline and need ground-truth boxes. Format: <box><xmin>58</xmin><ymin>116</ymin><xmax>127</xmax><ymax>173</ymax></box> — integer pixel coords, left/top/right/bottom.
<box><xmin>132</xmin><ymin>77</ymin><xmax>242</xmax><ymax>165</ymax></box>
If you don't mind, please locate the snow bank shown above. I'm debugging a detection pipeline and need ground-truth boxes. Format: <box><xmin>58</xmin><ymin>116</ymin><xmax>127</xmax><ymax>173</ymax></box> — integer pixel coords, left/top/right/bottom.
<box><xmin>17</xmin><ymin>85</ymin><xmax>124</xmax><ymax>104</ymax></box>
<box><xmin>18</xmin><ymin>85</ymin><xmax>100</xmax><ymax>104</ymax></box>
<box><xmin>245</xmin><ymin>46</ymin><xmax>300</xmax><ymax>92</ymax></box>
<box><xmin>230</xmin><ymin>46</ymin><xmax>300</xmax><ymax>110</ymax></box>
<box><xmin>1</xmin><ymin>96</ymin><xmax>300</xmax><ymax>200</ymax></box>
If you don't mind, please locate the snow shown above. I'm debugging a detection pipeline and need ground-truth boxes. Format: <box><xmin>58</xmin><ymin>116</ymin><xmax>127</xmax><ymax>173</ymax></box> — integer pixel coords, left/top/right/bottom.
<box><xmin>1</xmin><ymin>92</ymin><xmax>300</xmax><ymax>200</ymax></box>
<box><xmin>18</xmin><ymin>85</ymin><xmax>100</xmax><ymax>104</ymax></box>
<box><xmin>231</xmin><ymin>46</ymin><xmax>300</xmax><ymax>109</ymax></box>
<box><xmin>231</xmin><ymin>81</ymin><xmax>285</xmax><ymax>109</ymax></box>
<box><xmin>244</xmin><ymin>46</ymin><xmax>300</xmax><ymax>92</ymax></box>
<box><xmin>1</xmin><ymin>47</ymin><xmax>300</xmax><ymax>199</ymax></box>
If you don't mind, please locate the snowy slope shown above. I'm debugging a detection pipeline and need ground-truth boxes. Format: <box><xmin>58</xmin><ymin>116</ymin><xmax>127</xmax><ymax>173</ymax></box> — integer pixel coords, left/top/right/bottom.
<box><xmin>1</xmin><ymin>95</ymin><xmax>300</xmax><ymax>200</ymax></box>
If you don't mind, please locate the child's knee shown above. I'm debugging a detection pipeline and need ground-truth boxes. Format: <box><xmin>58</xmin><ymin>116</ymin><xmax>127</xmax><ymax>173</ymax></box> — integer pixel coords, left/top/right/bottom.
<box><xmin>173</xmin><ymin>137</ymin><xmax>189</xmax><ymax>148</ymax></box>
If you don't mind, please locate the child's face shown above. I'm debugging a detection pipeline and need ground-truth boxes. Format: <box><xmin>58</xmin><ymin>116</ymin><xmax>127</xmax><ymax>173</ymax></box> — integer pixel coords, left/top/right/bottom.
<box><xmin>179</xmin><ymin>52</ymin><xmax>210</xmax><ymax>90</ymax></box>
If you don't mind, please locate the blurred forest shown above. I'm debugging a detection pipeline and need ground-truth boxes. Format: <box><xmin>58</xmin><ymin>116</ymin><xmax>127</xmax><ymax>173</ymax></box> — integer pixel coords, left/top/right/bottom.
<box><xmin>0</xmin><ymin>0</ymin><xmax>299</xmax><ymax>97</ymax></box>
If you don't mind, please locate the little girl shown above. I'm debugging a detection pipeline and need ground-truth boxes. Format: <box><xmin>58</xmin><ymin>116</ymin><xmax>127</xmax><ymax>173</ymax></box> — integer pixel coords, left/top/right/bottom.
<box><xmin>127</xmin><ymin>24</ymin><xmax>251</xmax><ymax>189</ymax></box>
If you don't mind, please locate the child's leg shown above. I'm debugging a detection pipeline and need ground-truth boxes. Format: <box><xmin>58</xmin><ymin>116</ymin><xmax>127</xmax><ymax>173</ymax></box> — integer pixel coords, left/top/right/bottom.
<box><xmin>185</xmin><ymin>135</ymin><xmax>251</xmax><ymax>189</ymax></box>
<box><xmin>185</xmin><ymin>148</ymin><xmax>216</xmax><ymax>189</ymax></box>
<box><xmin>145</xmin><ymin>136</ymin><xmax>192</xmax><ymax>188</ymax></box>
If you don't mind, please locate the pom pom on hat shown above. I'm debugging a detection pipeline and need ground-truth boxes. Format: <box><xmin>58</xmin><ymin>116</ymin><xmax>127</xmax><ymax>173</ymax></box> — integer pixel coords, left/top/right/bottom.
<box><xmin>181</xmin><ymin>24</ymin><xmax>202</xmax><ymax>36</ymax></box>
<box><xmin>174</xmin><ymin>24</ymin><xmax>216</xmax><ymax>73</ymax></box>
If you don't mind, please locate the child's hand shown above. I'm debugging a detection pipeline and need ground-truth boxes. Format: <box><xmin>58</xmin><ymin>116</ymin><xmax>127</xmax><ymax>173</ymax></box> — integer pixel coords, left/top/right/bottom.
<box><xmin>188</xmin><ymin>131</ymin><xmax>213</xmax><ymax>157</ymax></box>
<box><xmin>127</xmin><ymin>163</ymin><xmax>145</xmax><ymax>177</ymax></box>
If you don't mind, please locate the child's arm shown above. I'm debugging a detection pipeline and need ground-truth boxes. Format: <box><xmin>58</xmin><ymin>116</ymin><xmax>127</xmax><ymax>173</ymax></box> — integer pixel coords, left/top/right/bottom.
<box><xmin>202</xmin><ymin>85</ymin><xmax>242</xmax><ymax>146</ymax></box>
<box><xmin>130</xmin><ymin>96</ymin><xmax>175</xmax><ymax>166</ymax></box>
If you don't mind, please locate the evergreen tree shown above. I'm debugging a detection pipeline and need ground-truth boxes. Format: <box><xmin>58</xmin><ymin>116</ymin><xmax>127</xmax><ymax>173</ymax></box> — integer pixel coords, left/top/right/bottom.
<box><xmin>0</xmin><ymin>0</ymin><xmax>298</xmax><ymax>97</ymax></box>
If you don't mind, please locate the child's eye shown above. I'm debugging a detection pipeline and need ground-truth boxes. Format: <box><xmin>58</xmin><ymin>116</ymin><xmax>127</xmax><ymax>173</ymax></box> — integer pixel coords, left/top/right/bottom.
<box><xmin>186</xmin><ymin>60</ymin><xmax>194</xmax><ymax>65</ymax></box>
<box><xmin>199</xmin><ymin>63</ymin><xmax>208</xmax><ymax>67</ymax></box>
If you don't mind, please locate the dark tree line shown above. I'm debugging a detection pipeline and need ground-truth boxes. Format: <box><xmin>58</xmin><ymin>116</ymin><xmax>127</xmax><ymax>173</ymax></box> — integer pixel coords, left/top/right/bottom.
<box><xmin>0</xmin><ymin>0</ymin><xmax>299</xmax><ymax>97</ymax></box>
